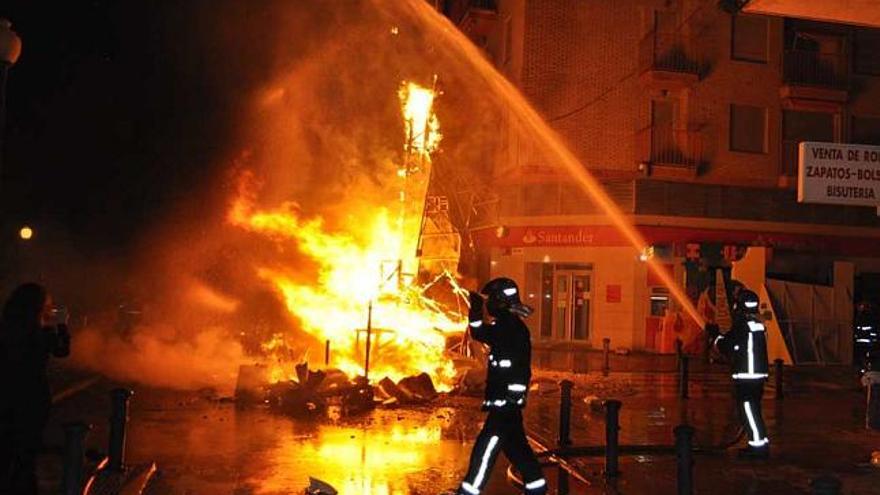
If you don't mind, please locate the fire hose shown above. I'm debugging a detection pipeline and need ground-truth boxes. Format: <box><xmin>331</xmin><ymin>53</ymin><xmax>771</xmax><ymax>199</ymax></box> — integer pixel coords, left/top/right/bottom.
<box><xmin>507</xmin><ymin>417</ymin><xmax>746</xmax><ymax>491</ymax></box>
<box><xmin>506</xmin><ymin>434</ymin><xmax>592</xmax><ymax>488</ymax></box>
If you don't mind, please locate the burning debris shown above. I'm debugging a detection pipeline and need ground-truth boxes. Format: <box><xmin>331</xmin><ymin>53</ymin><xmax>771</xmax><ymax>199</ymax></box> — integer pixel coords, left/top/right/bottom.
<box><xmin>227</xmin><ymin>77</ymin><xmax>478</xmax><ymax>405</ymax></box>
<box><xmin>235</xmin><ymin>359</ymin><xmax>466</xmax><ymax>419</ymax></box>
<box><xmin>377</xmin><ymin>372</ymin><xmax>438</xmax><ymax>405</ymax></box>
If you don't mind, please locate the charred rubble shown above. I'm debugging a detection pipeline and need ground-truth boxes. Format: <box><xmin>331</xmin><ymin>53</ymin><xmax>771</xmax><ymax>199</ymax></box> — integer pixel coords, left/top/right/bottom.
<box><xmin>235</xmin><ymin>359</ymin><xmax>483</xmax><ymax>418</ymax></box>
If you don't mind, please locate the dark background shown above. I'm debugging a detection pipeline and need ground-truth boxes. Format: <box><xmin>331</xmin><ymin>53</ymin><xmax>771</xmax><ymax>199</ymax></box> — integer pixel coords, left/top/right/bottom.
<box><xmin>0</xmin><ymin>1</ymin><xmax>299</xmax><ymax>259</ymax></box>
<box><xmin>0</xmin><ymin>1</ymin><xmax>330</xmax><ymax>306</ymax></box>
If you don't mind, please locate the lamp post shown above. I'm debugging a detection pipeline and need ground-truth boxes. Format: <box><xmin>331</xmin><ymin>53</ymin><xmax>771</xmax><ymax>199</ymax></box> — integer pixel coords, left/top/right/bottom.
<box><xmin>0</xmin><ymin>18</ymin><xmax>22</xmax><ymax>193</ymax></box>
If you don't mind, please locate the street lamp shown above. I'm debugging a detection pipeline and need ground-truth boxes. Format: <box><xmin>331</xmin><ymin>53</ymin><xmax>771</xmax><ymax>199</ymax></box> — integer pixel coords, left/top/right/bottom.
<box><xmin>19</xmin><ymin>225</ymin><xmax>32</xmax><ymax>240</ymax></box>
<box><xmin>0</xmin><ymin>18</ymin><xmax>22</xmax><ymax>191</ymax></box>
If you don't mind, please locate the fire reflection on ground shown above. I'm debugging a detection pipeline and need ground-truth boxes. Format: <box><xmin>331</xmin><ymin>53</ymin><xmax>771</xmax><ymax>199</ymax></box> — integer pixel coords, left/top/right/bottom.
<box><xmin>260</xmin><ymin>421</ymin><xmax>444</xmax><ymax>495</ymax></box>
<box><xmin>121</xmin><ymin>392</ymin><xmax>489</xmax><ymax>495</ymax></box>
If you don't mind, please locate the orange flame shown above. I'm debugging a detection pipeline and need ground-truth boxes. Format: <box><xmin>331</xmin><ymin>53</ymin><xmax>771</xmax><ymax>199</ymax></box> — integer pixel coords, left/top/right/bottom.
<box><xmin>399</xmin><ymin>80</ymin><xmax>441</xmax><ymax>156</ymax></box>
<box><xmin>229</xmin><ymin>82</ymin><xmax>463</xmax><ymax>390</ymax></box>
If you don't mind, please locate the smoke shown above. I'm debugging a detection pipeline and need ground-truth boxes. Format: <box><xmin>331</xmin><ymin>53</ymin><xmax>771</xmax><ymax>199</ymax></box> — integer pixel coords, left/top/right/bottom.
<box><xmin>71</xmin><ymin>324</ymin><xmax>243</xmax><ymax>393</ymax></box>
<box><xmin>234</xmin><ymin>1</ymin><xmax>508</xmax><ymax>215</ymax></box>
<box><xmin>64</xmin><ymin>0</ymin><xmax>514</xmax><ymax>391</ymax></box>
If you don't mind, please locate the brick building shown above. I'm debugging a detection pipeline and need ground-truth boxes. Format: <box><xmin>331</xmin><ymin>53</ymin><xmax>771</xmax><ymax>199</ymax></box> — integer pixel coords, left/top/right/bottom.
<box><xmin>440</xmin><ymin>0</ymin><xmax>880</xmax><ymax>364</ymax></box>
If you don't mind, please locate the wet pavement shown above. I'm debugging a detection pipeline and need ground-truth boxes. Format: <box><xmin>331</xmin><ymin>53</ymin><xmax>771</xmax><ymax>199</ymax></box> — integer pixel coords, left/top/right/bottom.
<box><xmin>525</xmin><ymin>367</ymin><xmax>880</xmax><ymax>494</ymax></box>
<box><xmin>43</xmin><ymin>380</ymin><xmax>517</xmax><ymax>494</ymax></box>
<box><xmin>37</xmin><ymin>365</ymin><xmax>880</xmax><ymax>494</ymax></box>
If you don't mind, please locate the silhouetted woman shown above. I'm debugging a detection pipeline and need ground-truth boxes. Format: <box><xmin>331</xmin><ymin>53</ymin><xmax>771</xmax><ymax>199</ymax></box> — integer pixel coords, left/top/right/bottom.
<box><xmin>0</xmin><ymin>283</ymin><xmax>70</xmax><ymax>494</ymax></box>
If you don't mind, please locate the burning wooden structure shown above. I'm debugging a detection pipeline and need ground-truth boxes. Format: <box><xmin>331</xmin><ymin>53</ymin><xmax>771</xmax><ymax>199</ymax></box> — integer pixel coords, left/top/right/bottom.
<box><xmin>228</xmin><ymin>76</ymin><xmax>488</xmax><ymax>401</ymax></box>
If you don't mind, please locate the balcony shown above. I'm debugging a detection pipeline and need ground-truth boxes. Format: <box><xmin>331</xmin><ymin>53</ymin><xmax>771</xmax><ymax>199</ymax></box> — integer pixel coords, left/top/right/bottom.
<box><xmin>637</xmin><ymin>126</ymin><xmax>704</xmax><ymax>178</ymax></box>
<box><xmin>781</xmin><ymin>50</ymin><xmax>848</xmax><ymax>105</ymax></box>
<box><xmin>639</xmin><ymin>31</ymin><xmax>705</xmax><ymax>90</ymax></box>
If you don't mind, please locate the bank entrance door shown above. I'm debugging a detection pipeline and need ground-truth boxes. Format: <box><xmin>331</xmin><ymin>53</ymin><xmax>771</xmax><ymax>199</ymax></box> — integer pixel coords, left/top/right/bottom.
<box><xmin>551</xmin><ymin>269</ymin><xmax>592</xmax><ymax>343</ymax></box>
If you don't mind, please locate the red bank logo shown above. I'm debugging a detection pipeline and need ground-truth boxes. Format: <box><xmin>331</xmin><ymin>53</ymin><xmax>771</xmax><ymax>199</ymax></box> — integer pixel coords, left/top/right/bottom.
<box><xmin>521</xmin><ymin>229</ymin><xmax>594</xmax><ymax>246</ymax></box>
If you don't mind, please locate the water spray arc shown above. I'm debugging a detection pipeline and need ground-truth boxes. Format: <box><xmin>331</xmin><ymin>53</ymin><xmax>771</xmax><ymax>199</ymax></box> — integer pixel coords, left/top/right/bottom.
<box><xmin>392</xmin><ymin>0</ymin><xmax>704</xmax><ymax>328</ymax></box>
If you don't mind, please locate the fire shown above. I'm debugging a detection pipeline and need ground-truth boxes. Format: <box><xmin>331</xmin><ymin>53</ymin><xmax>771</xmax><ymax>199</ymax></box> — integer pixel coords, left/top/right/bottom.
<box><xmin>230</xmin><ymin>80</ymin><xmax>465</xmax><ymax>390</ymax></box>
<box><xmin>399</xmin><ymin>79</ymin><xmax>441</xmax><ymax>156</ymax></box>
<box><xmin>396</xmin><ymin>78</ymin><xmax>443</xmax><ymax>283</ymax></box>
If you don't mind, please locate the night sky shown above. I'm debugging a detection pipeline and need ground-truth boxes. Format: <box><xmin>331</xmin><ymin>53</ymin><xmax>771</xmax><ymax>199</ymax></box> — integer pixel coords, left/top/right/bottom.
<box><xmin>1</xmin><ymin>1</ymin><xmax>291</xmax><ymax>258</ymax></box>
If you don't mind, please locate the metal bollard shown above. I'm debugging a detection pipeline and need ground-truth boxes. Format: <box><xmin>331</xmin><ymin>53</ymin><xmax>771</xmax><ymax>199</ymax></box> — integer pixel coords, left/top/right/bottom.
<box><xmin>810</xmin><ymin>475</ymin><xmax>842</xmax><ymax>495</ymax></box>
<box><xmin>675</xmin><ymin>338</ymin><xmax>683</xmax><ymax>368</ymax></box>
<box><xmin>774</xmin><ymin>358</ymin><xmax>784</xmax><ymax>400</ymax></box>
<box><xmin>558</xmin><ymin>380</ymin><xmax>573</xmax><ymax>446</ymax></box>
<box><xmin>602</xmin><ymin>338</ymin><xmax>611</xmax><ymax>375</ymax></box>
<box><xmin>604</xmin><ymin>399</ymin><xmax>622</xmax><ymax>477</ymax></box>
<box><xmin>60</xmin><ymin>422</ymin><xmax>91</xmax><ymax>495</ymax></box>
<box><xmin>325</xmin><ymin>339</ymin><xmax>330</xmax><ymax>366</ymax></box>
<box><xmin>108</xmin><ymin>388</ymin><xmax>133</xmax><ymax>472</ymax></box>
<box><xmin>674</xmin><ymin>424</ymin><xmax>695</xmax><ymax>495</ymax></box>
<box><xmin>679</xmin><ymin>356</ymin><xmax>690</xmax><ymax>399</ymax></box>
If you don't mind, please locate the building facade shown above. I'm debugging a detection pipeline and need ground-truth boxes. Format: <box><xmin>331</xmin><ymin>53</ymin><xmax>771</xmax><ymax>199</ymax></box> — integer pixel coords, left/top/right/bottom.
<box><xmin>441</xmin><ymin>0</ymin><xmax>880</xmax><ymax>364</ymax></box>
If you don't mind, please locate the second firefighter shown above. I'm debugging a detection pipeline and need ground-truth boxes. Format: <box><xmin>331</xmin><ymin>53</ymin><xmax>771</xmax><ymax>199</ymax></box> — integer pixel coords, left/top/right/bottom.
<box><xmin>714</xmin><ymin>287</ymin><xmax>770</xmax><ymax>459</ymax></box>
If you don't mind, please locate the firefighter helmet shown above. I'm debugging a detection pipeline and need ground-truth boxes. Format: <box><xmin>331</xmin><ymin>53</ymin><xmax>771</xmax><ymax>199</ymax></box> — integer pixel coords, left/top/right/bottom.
<box><xmin>735</xmin><ymin>288</ymin><xmax>760</xmax><ymax>314</ymax></box>
<box><xmin>481</xmin><ymin>278</ymin><xmax>533</xmax><ymax>318</ymax></box>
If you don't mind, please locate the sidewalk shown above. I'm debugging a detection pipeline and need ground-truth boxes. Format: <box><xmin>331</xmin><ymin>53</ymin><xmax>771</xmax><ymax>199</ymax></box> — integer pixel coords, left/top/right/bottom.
<box><xmin>524</xmin><ymin>367</ymin><xmax>880</xmax><ymax>494</ymax></box>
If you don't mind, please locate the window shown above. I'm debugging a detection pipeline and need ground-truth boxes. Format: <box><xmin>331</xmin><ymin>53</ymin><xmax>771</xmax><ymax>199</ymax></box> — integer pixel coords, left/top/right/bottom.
<box><xmin>732</xmin><ymin>15</ymin><xmax>768</xmax><ymax>63</ymax></box>
<box><xmin>730</xmin><ymin>104</ymin><xmax>767</xmax><ymax>153</ymax></box>
<box><xmin>853</xmin><ymin>116</ymin><xmax>880</xmax><ymax>146</ymax></box>
<box><xmin>854</xmin><ymin>29</ymin><xmax>880</xmax><ymax>75</ymax></box>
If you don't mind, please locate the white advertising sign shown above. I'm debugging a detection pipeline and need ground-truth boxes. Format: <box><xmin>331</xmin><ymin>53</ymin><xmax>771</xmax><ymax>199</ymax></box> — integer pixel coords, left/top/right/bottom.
<box><xmin>798</xmin><ymin>141</ymin><xmax>880</xmax><ymax>206</ymax></box>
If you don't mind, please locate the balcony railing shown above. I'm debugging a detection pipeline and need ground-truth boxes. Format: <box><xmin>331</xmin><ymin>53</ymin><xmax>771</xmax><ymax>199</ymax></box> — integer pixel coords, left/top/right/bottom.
<box><xmin>639</xmin><ymin>31</ymin><xmax>704</xmax><ymax>76</ymax></box>
<box><xmin>637</xmin><ymin>126</ymin><xmax>704</xmax><ymax>172</ymax></box>
<box><xmin>783</xmin><ymin>50</ymin><xmax>848</xmax><ymax>89</ymax></box>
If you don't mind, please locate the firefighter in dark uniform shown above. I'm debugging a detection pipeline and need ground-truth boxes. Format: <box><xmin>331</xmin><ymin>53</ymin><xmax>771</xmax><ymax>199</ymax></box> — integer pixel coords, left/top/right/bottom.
<box><xmin>456</xmin><ymin>278</ymin><xmax>547</xmax><ymax>495</ymax></box>
<box><xmin>714</xmin><ymin>288</ymin><xmax>770</xmax><ymax>459</ymax></box>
